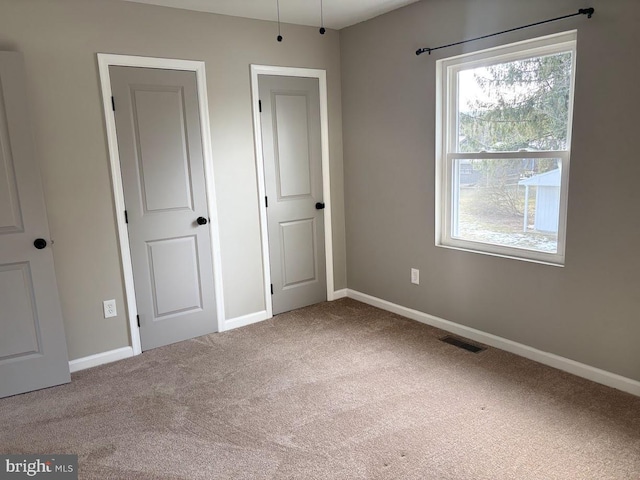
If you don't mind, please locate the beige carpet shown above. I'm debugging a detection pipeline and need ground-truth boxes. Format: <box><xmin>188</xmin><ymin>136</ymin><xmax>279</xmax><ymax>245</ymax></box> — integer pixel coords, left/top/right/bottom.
<box><xmin>1</xmin><ymin>298</ymin><xmax>639</xmax><ymax>479</ymax></box>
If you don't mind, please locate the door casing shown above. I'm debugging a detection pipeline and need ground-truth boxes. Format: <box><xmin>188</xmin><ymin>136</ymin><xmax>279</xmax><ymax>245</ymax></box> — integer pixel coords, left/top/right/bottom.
<box><xmin>250</xmin><ymin>65</ymin><xmax>335</xmax><ymax>320</ymax></box>
<box><xmin>97</xmin><ymin>54</ymin><xmax>225</xmax><ymax>355</ymax></box>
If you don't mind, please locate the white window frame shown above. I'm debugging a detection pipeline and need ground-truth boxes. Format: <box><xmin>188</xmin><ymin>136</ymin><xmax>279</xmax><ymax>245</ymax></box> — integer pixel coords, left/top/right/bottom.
<box><xmin>435</xmin><ymin>31</ymin><xmax>577</xmax><ymax>266</ymax></box>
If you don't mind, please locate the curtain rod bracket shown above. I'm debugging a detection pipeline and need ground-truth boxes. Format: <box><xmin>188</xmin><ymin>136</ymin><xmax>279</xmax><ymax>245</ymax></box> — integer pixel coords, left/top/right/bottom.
<box><xmin>416</xmin><ymin>7</ymin><xmax>594</xmax><ymax>56</ymax></box>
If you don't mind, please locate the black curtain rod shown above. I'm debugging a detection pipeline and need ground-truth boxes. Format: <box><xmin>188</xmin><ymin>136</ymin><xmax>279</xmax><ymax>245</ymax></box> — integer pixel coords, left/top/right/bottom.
<box><xmin>416</xmin><ymin>8</ymin><xmax>594</xmax><ymax>56</ymax></box>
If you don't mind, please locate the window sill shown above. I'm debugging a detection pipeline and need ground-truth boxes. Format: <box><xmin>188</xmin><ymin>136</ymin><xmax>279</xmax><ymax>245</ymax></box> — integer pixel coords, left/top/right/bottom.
<box><xmin>435</xmin><ymin>242</ymin><xmax>565</xmax><ymax>267</ymax></box>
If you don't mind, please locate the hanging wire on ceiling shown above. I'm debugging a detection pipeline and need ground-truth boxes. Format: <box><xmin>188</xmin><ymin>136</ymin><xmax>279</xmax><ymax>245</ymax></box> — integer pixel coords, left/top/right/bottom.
<box><xmin>276</xmin><ymin>0</ymin><xmax>283</xmax><ymax>42</ymax></box>
<box><xmin>319</xmin><ymin>0</ymin><xmax>326</xmax><ymax>35</ymax></box>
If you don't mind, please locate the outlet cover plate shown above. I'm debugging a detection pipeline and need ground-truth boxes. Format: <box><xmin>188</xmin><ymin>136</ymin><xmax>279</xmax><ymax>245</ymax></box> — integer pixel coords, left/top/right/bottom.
<box><xmin>103</xmin><ymin>299</ymin><xmax>117</xmax><ymax>318</ymax></box>
<box><xmin>411</xmin><ymin>268</ymin><xmax>420</xmax><ymax>285</ymax></box>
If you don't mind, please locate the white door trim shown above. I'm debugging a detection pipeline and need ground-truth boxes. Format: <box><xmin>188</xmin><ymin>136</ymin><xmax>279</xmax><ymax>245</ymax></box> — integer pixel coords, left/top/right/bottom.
<box><xmin>250</xmin><ymin>65</ymin><xmax>335</xmax><ymax>319</ymax></box>
<box><xmin>97</xmin><ymin>54</ymin><xmax>225</xmax><ymax>355</ymax></box>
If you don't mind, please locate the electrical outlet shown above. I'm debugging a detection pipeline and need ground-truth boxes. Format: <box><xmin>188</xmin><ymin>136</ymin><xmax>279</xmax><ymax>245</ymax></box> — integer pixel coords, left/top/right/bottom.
<box><xmin>103</xmin><ymin>299</ymin><xmax>117</xmax><ymax>318</ymax></box>
<box><xmin>411</xmin><ymin>268</ymin><xmax>420</xmax><ymax>285</ymax></box>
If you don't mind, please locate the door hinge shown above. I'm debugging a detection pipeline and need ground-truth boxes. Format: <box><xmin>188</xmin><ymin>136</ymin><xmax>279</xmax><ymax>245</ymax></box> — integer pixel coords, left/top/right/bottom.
<box><xmin>136</xmin><ymin>314</ymin><xmax>140</xmax><ymax>328</ymax></box>
<box><xmin>271</xmin><ymin>284</ymin><xmax>273</xmax><ymax>295</ymax></box>
<box><xmin>259</xmin><ymin>100</ymin><xmax>262</xmax><ymax>113</ymax></box>
<box><xmin>265</xmin><ymin>196</ymin><xmax>268</xmax><ymax>208</ymax></box>
<box><xmin>111</xmin><ymin>96</ymin><xmax>115</xmax><ymax>112</ymax></box>
<box><xmin>124</xmin><ymin>210</ymin><xmax>128</xmax><ymax>224</ymax></box>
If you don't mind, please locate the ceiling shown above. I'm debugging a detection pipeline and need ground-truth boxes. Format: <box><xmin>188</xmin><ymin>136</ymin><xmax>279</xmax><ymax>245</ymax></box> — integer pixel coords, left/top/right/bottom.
<box><xmin>121</xmin><ymin>0</ymin><xmax>421</xmax><ymax>30</ymax></box>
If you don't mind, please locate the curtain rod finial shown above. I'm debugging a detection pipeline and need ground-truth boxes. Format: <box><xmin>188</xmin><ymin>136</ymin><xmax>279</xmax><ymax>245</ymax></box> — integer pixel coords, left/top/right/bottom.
<box><xmin>579</xmin><ymin>7</ymin><xmax>595</xmax><ymax>18</ymax></box>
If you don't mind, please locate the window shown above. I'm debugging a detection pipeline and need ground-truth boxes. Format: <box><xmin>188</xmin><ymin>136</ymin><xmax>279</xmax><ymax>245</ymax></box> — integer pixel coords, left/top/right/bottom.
<box><xmin>436</xmin><ymin>31</ymin><xmax>577</xmax><ymax>265</ymax></box>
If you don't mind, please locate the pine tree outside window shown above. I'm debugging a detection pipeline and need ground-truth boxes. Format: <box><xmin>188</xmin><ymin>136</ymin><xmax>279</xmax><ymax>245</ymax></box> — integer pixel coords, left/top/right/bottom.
<box><xmin>435</xmin><ymin>31</ymin><xmax>577</xmax><ymax>265</ymax></box>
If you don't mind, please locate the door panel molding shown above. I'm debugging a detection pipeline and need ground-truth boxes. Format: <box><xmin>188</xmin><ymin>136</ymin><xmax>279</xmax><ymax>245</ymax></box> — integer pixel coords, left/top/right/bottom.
<box><xmin>97</xmin><ymin>54</ymin><xmax>225</xmax><ymax>355</ymax></box>
<box><xmin>146</xmin><ymin>235</ymin><xmax>203</xmax><ymax>319</ymax></box>
<box><xmin>130</xmin><ymin>85</ymin><xmax>194</xmax><ymax>214</ymax></box>
<box><xmin>273</xmin><ymin>92</ymin><xmax>313</xmax><ymax>199</ymax></box>
<box><xmin>250</xmin><ymin>65</ymin><xmax>335</xmax><ymax>322</ymax></box>
<box><xmin>280</xmin><ymin>218</ymin><xmax>317</xmax><ymax>288</ymax></box>
<box><xmin>0</xmin><ymin>262</ymin><xmax>41</xmax><ymax>361</ymax></box>
<box><xmin>0</xmin><ymin>81</ymin><xmax>24</xmax><ymax>234</ymax></box>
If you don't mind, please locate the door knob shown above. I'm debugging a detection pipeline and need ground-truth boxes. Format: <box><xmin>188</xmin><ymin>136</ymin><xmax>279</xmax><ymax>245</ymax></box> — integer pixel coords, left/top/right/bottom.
<box><xmin>34</xmin><ymin>238</ymin><xmax>47</xmax><ymax>249</ymax></box>
<box><xmin>196</xmin><ymin>217</ymin><xmax>208</xmax><ymax>225</ymax></box>
<box><xmin>315</xmin><ymin>202</ymin><xmax>325</xmax><ymax>210</ymax></box>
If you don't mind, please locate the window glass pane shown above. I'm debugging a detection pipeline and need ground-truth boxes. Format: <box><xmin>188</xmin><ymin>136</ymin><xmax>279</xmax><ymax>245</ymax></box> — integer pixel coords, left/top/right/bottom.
<box><xmin>453</xmin><ymin>158</ymin><xmax>561</xmax><ymax>253</ymax></box>
<box><xmin>457</xmin><ymin>51</ymin><xmax>573</xmax><ymax>153</ymax></box>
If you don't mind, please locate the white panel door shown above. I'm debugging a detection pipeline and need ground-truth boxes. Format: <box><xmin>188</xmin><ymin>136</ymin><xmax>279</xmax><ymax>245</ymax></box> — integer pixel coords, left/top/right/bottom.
<box><xmin>259</xmin><ymin>75</ymin><xmax>327</xmax><ymax>315</ymax></box>
<box><xmin>0</xmin><ymin>52</ymin><xmax>70</xmax><ymax>398</ymax></box>
<box><xmin>110</xmin><ymin>66</ymin><xmax>218</xmax><ymax>351</ymax></box>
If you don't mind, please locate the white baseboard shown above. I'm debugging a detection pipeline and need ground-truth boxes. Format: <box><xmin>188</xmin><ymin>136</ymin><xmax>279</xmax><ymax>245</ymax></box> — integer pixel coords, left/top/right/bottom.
<box><xmin>69</xmin><ymin>346</ymin><xmax>134</xmax><ymax>373</ymax></box>
<box><xmin>347</xmin><ymin>289</ymin><xmax>640</xmax><ymax>397</ymax></box>
<box><xmin>223</xmin><ymin>310</ymin><xmax>270</xmax><ymax>332</ymax></box>
<box><xmin>332</xmin><ymin>289</ymin><xmax>348</xmax><ymax>300</ymax></box>
<box><xmin>223</xmin><ymin>291</ymin><xmax>348</xmax><ymax>332</ymax></box>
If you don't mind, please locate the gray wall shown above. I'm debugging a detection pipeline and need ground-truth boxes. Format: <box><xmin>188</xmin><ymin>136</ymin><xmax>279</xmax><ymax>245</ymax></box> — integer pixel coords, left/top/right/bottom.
<box><xmin>341</xmin><ymin>0</ymin><xmax>640</xmax><ymax>381</ymax></box>
<box><xmin>0</xmin><ymin>0</ymin><xmax>346</xmax><ymax>360</ymax></box>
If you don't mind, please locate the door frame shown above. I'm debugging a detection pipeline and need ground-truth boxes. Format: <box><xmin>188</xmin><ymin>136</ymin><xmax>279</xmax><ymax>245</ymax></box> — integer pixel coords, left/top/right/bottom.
<box><xmin>97</xmin><ymin>54</ymin><xmax>225</xmax><ymax>355</ymax></box>
<box><xmin>250</xmin><ymin>65</ymin><xmax>335</xmax><ymax>318</ymax></box>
